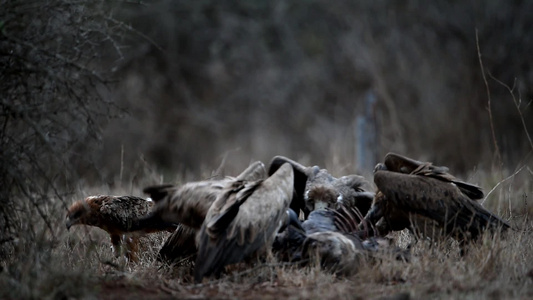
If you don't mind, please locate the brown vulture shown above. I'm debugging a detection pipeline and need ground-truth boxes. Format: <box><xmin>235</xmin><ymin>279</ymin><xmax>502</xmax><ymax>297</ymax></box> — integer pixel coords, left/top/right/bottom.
<box><xmin>268</xmin><ymin>156</ymin><xmax>374</xmax><ymax>219</ymax></box>
<box><xmin>364</xmin><ymin>153</ymin><xmax>510</xmax><ymax>244</ymax></box>
<box><xmin>194</xmin><ymin>162</ymin><xmax>296</xmax><ymax>283</ymax></box>
<box><xmin>130</xmin><ymin>161</ymin><xmax>268</xmax><ymax>263</ymax></box>
<box><xmin>66</xmin><ymin>195</ymin><xmax>174</xmax><ymax>261</ymax></box>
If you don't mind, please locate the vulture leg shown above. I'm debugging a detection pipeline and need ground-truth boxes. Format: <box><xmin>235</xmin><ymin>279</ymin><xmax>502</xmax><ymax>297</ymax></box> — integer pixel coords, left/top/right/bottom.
<box><xmin>110</xmin><ymin>234</ymin><xmax>122</xmax><ymax>258</ymax></box>
<box><xmin>125</xmin><ymin>235</ymin><xmax>139</xmax><ymax>262</ymax></box>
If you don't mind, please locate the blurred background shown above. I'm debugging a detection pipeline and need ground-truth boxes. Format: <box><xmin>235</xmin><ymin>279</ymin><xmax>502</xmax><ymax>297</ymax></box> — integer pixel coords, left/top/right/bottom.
<box><xmin>100</xmin><ymin>0</ymin><xmax>532</xmax><ymax>182</ymax></box>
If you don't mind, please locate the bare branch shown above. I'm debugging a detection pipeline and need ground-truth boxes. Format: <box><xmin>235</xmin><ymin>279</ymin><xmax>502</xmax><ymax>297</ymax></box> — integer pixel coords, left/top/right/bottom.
<box><xmin>482</xmin><ymin>164</ymin><xmax>527</xmax><ymax>205</ymax></box>
<box><xmin>488</xmin><ymin>74</ymin><xmax>533</xmax><ymax>152</ymax></box>
<box><xmin>476</xmin><ymin>28</ymin><xmax>502</xmax><ymax>169</ymax></box>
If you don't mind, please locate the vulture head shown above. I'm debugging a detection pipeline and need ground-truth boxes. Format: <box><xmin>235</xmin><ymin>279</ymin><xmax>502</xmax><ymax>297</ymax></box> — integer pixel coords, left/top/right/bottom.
<box><xmin>268</xmin><ymin>156</ymin><xmax>374</xmax><ymax>219</ymax></box>
<box><xmin>66</xmin><ymin>199</ymin><xmax>93</xmax><ymax>230</ymax></box>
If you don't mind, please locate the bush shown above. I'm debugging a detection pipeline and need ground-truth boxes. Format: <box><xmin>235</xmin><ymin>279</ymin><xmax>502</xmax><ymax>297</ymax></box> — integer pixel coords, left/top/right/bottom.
<box><xmin>0</xmin><ymin>0</ymin><xmax>130</xmax><ymax>260</ymax></box>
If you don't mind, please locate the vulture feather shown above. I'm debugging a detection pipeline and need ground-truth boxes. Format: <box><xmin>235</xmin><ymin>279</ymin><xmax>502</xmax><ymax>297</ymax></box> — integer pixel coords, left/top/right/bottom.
<box><xmin>382</xmin><ymin>152</ymin><xmax>484</xmax><ymax>200</ymax></box>
<box><xmin>158</xmin><ymin>224</ymin><xmax>198</xmax><ymax>263</ymax></box>
<box><xmin>194</xmin><ymin>163</ymin><xmax>294</xmax><ymax>283</ymax></box>
<box><xmin>131</xmin><ymin>161</ymin><xmax>266</xmax><ymax>231</ymax></box>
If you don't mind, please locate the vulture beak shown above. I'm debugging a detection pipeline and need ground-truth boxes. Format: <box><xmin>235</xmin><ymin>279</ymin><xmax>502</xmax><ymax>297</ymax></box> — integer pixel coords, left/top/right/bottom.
<box><xmin>65</xmin><ymin>218</ymin><xmax>74</xmax><ymax>231</ymax></box>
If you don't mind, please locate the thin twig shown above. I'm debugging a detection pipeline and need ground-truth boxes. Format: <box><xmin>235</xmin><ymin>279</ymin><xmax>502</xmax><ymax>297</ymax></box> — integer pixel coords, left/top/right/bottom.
<box><xmin>1</xmin><ymin>32</ymin><xmax>106</xmax><ymax>82</ymax></box>
<box><xmin>120</xmin><ymin>144</ymin><xmax>124</xmax><ymax>183</ymax></box>
<box><xmin>481</xmin><ymin>164</ymin><xmax>527</xmax><ymax>205</ymax></box>
<box><xmin>488</xmin><ymin>74</ymin><xmax>533</xmax><ymax>152</ymax></box>
<box><xmin>104</xmin><ymin>16</ymin><xmax>164</xmax><ymax>52</ymax></box>
<box><xmin>475</xmin><ymin>29</ymin><xmax>502</xmax><ymax>169</ymax></box>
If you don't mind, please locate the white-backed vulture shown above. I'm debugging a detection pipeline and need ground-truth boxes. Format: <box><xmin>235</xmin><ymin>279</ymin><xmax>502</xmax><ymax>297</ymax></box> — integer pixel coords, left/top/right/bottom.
<box><xmin>364</xmin><ymin>153</ymin><xmax>510</xmax><ymax>243</ymax></box>
<box><xmin>268</xmin><ymin>156</ymin><xmax>374</xmax><ymax>219</ymax></box>
<box><xmin>194</xmin><ymin>163</ymin><xmax>295</xmax><ymax>283</ymax></box>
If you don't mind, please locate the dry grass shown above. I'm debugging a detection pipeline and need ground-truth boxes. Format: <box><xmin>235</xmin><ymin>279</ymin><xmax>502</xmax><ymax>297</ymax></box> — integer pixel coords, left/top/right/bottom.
<box><xmin>1</xmin><ymin>164</ymin><xmax>531</xmax><ymax>300</ymax></box>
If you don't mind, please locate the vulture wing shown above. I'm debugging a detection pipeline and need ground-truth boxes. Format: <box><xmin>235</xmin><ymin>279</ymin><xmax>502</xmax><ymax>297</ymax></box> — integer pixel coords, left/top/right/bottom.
<box><xmin>143</xmin><ymin>181</ymin><xmax>228</xmax><ymax>230</ymax></box>
<box><xmin>336</xmin><ymin>175</ymin><xmax>371</xmax><ymax>193</ymax></box>
<box><xmin>158</xmin><ymin>224</ymin><xmax>198</xmax><ymax>263</ymax></box>
<box><xmin>136</xmin><ymin>162</ymin><xmax>267</xmax><ymax>262</ymax></box>
<box><xmin>194</xmin><ymin>163</ymin><xmax>294</xmax><ymax>282</ymax></box>
<box><xmin>141</xmin><ymin>161</ymin><xmax>267</xmax><ymax>230</ymax></box>
<box><xmin>235</xmin><ymin>161</ymin><xmax>267</xmax><ymax>181</ymax></box>
<box><xmin>383</xmin><ymin>152</ymin><xmax>484</xmax><ymax>200</ymax></box>
<box><xmin>373</xmin><ymin>170</ymin><xmax>509</xmax><ymax>240</ymax></box>
<box><xmin>268</xmin><ymin>156</ymin><xmax>312</xmax><ymax>216</ymax></box>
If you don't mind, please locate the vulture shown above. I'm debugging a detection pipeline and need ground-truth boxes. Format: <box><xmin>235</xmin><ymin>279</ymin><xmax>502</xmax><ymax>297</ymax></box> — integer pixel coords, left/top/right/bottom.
<box><xmin>131</xmin><ymin>161</ymin><xmax>268</xmax><ymax>263</ymax></box>
<box><xmin>268</xmin><ymin>156</ymin><xmax>374</xmax><ymax>219</ymax></box>
<box><xmin>273</xmin><ymin>204</ymin><xmax>406</xmax><ymax>276</ymax></box>
<box><xmin>364</xmin><ymin>153</ymin><xmax>510</xmax><ymax>244</ymax></box>
<box><xmin>194</xmin><ymin>162</ymin><xmax>297</xmax><ymax>283</ymax></box>
<box><xmin>65</xmin><ymin>195</ymin><xmax>173</xmax><ymax>261</ymax></box>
